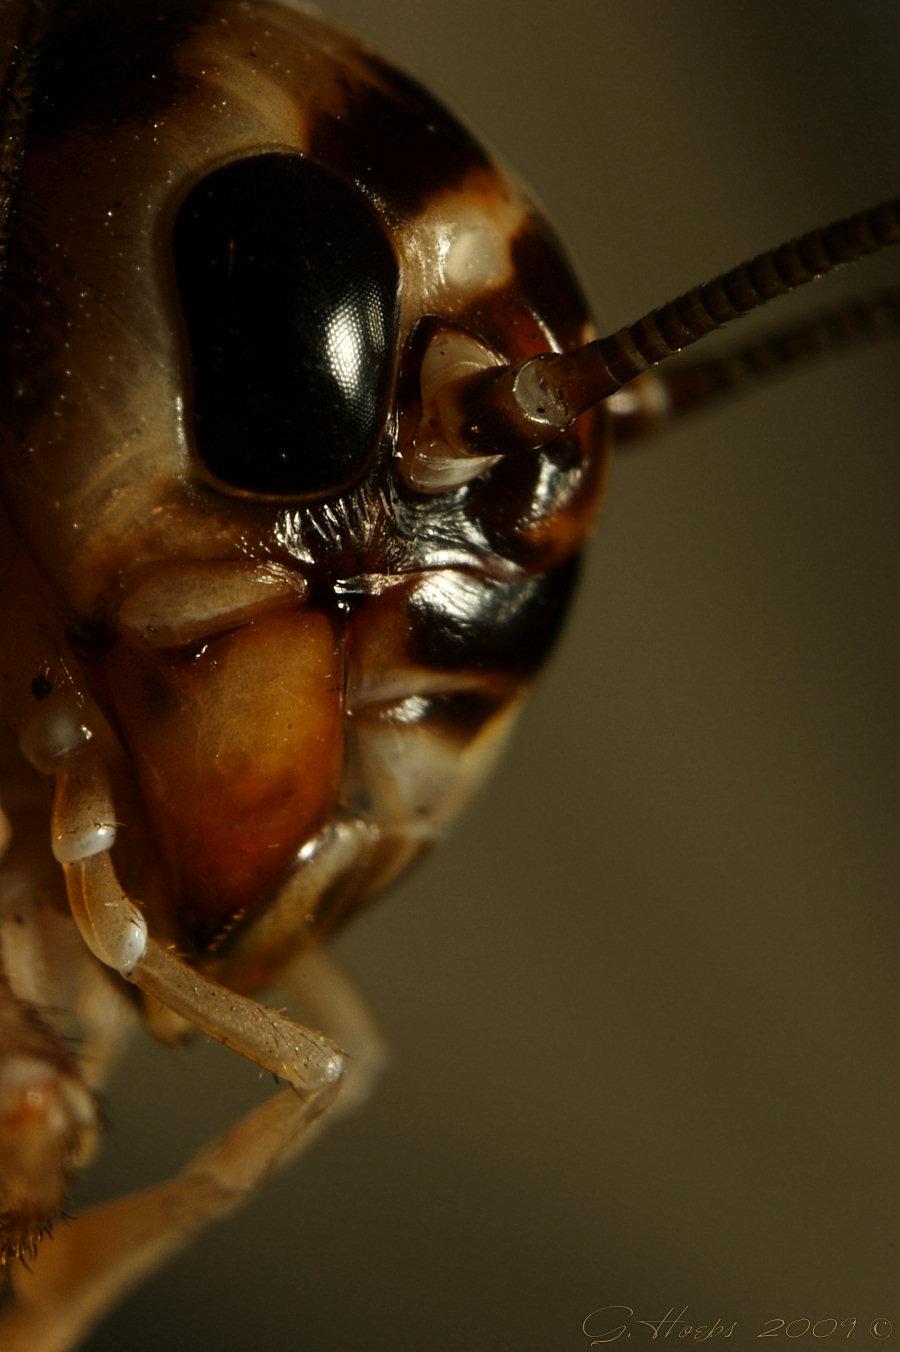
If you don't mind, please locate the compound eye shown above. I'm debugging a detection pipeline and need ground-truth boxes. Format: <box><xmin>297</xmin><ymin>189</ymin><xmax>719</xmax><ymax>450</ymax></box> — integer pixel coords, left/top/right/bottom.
<box><xmin>173</xmin><ymin>153</ymin><xmax>400</xmax><ymax>498</ymax></box>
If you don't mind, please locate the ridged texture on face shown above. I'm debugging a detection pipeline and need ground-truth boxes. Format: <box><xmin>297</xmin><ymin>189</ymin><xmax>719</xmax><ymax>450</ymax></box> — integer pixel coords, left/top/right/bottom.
<box><xmin>0</xmin><ymin>0</ymin><xmax>609</xmax><ymax>977</ymax></box>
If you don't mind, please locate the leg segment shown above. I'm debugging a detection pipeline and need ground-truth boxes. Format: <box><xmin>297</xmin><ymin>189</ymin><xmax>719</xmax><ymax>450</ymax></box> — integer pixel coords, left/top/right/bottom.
<box><xmin>54</xmin><ymin>746</ymin><xmax>345</xmax><ymax>1092</ymax></box>
<box><xmin>280</xmin><ymin>943</ymin><xmax>389</xmax><ymax>1118</ymax></box>
<box><xmin>0</xmin><ymin>666</ymin><xmax>385</xmax><ymax>1350</ymax></box>
<box><xmin>0</xmin><ymin>782</ymin><xmax>125</xmax><ymax>1269</ymax></box>
<box><xmin>0</xmin><ymin>942</ymin><xmax>385</xmax><ymax>1352</ymax></box>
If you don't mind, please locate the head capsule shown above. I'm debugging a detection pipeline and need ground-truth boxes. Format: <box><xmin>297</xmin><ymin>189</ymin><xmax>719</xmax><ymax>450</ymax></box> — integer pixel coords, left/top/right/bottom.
<box><xmin>0</xmin><ymin>0</ymin><xmax>608</xmax><ymax>982</ymax></box>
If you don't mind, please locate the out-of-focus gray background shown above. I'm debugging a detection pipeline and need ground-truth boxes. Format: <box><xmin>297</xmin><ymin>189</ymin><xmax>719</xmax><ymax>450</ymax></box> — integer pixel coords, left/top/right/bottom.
<box><xmin>79</xmin><ymin>3</ymin><xmax>899</xmax><ymax>1348</ymax></box>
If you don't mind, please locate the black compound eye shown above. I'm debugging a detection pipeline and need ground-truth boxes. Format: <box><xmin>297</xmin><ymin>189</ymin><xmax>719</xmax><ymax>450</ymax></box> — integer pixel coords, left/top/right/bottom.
<box><xmin>173</xmin><ymin>153</ymin><xmax>400</xmax><ymax>497</ymax></box>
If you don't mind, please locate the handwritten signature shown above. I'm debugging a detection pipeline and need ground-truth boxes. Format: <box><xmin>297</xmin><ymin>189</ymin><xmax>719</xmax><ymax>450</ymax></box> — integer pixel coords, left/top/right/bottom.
<box><xmin>583</xmin><ymin>1307</ymin><xmax>735</xmax><ymax>1343</ymax></box>
<box><xmin>582</xmin><ymin>1306</ymin><xmax>893</xmax><ymax>1343</ymax></box>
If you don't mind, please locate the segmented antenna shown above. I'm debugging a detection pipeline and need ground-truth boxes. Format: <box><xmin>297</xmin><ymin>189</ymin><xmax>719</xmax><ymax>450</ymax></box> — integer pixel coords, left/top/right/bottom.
<box><xmin>424</xmin><ymin>198</ymin><xmax>900</xmax><ymax>457</ymax></box>
<box><xmin>612</xmin><ymin>285</ymin><xmax>900</xmax><ymax>443</ymax></box>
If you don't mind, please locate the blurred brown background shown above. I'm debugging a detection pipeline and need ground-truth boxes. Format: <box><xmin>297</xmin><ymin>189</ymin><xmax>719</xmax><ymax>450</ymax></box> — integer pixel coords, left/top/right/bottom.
<box><xmin>78</xmin><ymin>2</ymin><xmax>899</xmax><ymax>1348</ymax></box>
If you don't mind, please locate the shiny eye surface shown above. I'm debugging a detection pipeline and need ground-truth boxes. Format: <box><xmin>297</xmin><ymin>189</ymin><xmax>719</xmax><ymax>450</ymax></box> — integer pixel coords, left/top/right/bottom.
<box><xmin>173</xmin><ymin>152</ymin><xmax>400</xmax><ymax>497</ymax></box>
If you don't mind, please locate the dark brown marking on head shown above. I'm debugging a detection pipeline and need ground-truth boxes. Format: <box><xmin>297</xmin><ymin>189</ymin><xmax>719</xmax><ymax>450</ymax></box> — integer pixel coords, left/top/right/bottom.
<box><xmin>508</xmin><ymin>217</ymin><xmax>594</xmax><ymax>351</ymax></box>
<box><xmin>405</xmin><ymin>554</ymin><xmax>582</xmax><ymax>679</ymax></box>
<box><xmin>306</xmin><ymin>58</ymin><xmax>494</xmax><ymax>222</ymax></box>
<box><xmin>20</xmin><ymin>0</ymin><xmax>215</xmax><ymax>141</ymax></box>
